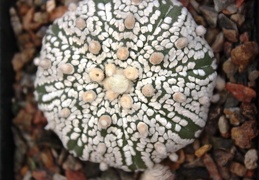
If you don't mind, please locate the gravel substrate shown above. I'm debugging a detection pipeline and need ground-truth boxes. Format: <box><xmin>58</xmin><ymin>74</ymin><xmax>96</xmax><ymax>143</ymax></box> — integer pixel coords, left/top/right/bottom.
<box><xmin>10</xmin><ymin>0</ymin><xmax>258</xmax><ymax>179</ymax></box>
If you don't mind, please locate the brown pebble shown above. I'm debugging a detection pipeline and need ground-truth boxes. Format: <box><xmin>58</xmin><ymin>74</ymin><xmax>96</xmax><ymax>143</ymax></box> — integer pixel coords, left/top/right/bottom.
<box><xmin>231</xmin><ymin>41</ymin><xmax>259</xmax><ymax>72</ymax></box>
<box><xmin>231</xmin><ymin>13</ymin><xmax>245</xmax><ymax>26</ymax></box>
<box><xmin>223</xmin><ymin>28</ymin><xmax>238</xmax><ymax>42</ymax></box>
<box><xmin>240</xmin><ymin>102</ymin><xmax>257</xmax><ymax>121</ymax></box>
<box><xmin>214</xmin><ymin>150</ymin><xmax>234</xmax><ymax>166</ymax></box>
<box><xmin>239</xmin><ymin>32</ymin><xmax>250</xmax><ymax>43</ymax></box>
<box><xmin>212</xmin><ymin>32</ymin><xmax>224</xmax><ymax>53</ymax></box>
<box><xmin>195</xmin><ymin>144</ymin><xmax>212</xmax><ymax>158</ymax></box>
<box><xmin>32</xmin><ymin>170</ymin><xmax>47</xmax><ymax>180</ymax></box>
<box><xmin>223</xmin><ymin>41</ymin><xmax>233</xmax><ymax>57</ymax></box>
<box><xmin>222</xmin><ymin>4</ymin><xmax>237</xmax><ymax>15</ymax></box>
<box><xmin>62</xmin><ymin>155</ymin><xmax>82</xmax><ymax>171</ymax></box>
<box><xmin>224</xmin><ymin>107</ymin><xmax>244</xmax><ymax>126</ymax></box>
<box><xmin>222</xmin><ymin>59</ymin><xmax>237</xmax><ymax>82</ymax></box>
<box><xmin>225</xmin><ymin>83</ymin><xmax>256</xmax><ymax>103</ymax></box>
<box><xmin>230</xmin><ymin>162</ymin><xmax>247</xmax><ymax>177</ymax></box>
<box><xmin>217</xmin><ymin>166</ymin><xmax>231</xmax><ymax>180</ymax></box>
<box><xmin>23</xmin><ymin>8</ymin><xmax>42</xmax><ymax>31</ymax></box>
<box><xmin>13</xmin><ymin>109</ymin><xmax>33</xmax><ymax>130</ymax></box>
<box><xmin>65</xmin><ymin>169</ymin><xmax>87</xmax><ymax>180</ymax></box>
<box><xmin>202</xmin><ymin>154</ymin><xmax>222</xmax><ymax>180</ymax></box>
<box><xmin>199</xmin><ymin>5</ymin><xmax>218</xmax><ymax>28</ymax></box>
<box><xmin>205</xmin><ymin>28</ymin><xmax>220</xmax><ymax>45</ymax></box>
<box><xmin>231</xmin><ymin>121</ymin><xmax>257</xmax><ymax>148</ymax></box>
<box><xmin>49</xmin><ymin>6</ymin><xmax>68</xmax><ymax>22</ymax></box>
<box><xmin>248</xmin><ymin>70</ymin><xmax>259</xmax><ymax>82</ymax></box>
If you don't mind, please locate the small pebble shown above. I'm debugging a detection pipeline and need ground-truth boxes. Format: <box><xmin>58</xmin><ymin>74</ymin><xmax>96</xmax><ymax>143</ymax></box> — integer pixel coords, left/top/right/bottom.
<box><xmin>215</xmin><ymin>76</ymin><xmax>226</xmax><ymax>91</ymax></box>
<box><xmin>202</xmin><ymin>154</ymin><xmax>222</xmax><ymax>180</ymax></box>
<box><xmin>248</xmin><ymin>70</ymin><xmax>259</xmax><ymax>82</ymax></box>
<box><xmin>223</xmin><ymin>107</ymin><xmax>244</xmax><ymax>126</ymax></box>
<box><xmin>230</xmin><ymin>13</ymin><xmax>245</xmax><ymax>27</ymax></box>
<box><xmin>46</xmin><ymin>0</ymin><xmax>56</xmax><ymax>12</ymax></box>
<box><xmin>49</xmin><ymin>6</ymin><xmax>68</xmax><ymax>22</ymax></box>
<box><xmin>223</xmin><ymin>28</ymin><xmax>238</xmax><ymax>42</ymax></box>
<box><xmin>222</xmin><ymin>58</ymin><xmax>237</xmax><ymax>82</ymax></box>
<box><xmin>199</xmin><ymin>5</ymin><xmax>218</xmax><ymax>28</ymax></box>
<box><xmin>213</xmin><ymin>150</ymin><xmax>234</xmax><ymax>166</ymax></box>
<box><xmin>195</xmin><ymin>144</ymin><xmax>212</xmax><ymax>158</ymax></box>
<box><xmin>231</xmin><ymin>41</ymin><xmax>259</xmax><ymax>72</ymax></box>
<box><xmin>231</xmin><ymin>121</ymin><xmax>257</xmax><ymax>149</ymax></box>
<box><xmin>244</xmin><ymin>149</ymin><xmax>258</xmax><ymax>170</ymax></box>
<box><xmin>213</xmin><ymin>0</ymin><xmax>234</xmax><ymax>12</ymax></box>
<box><xmin>218</xmin><ymin>115</ymin><xmax>229</xmax><ymax>138</ymax></box>
<box><xmin>65</xmin><ymin>169</ymin><xmax>87</xmax><ymax>180</ymax></box>
<box><xmin>225</xmin><ymin>83</ymin><xmax>256</xmax><ymax>103</ymax></box>
<box><xmin>230</xmin><ymin>162</ymin><xmax>247</xmax><ymax>177</ymax></box>
<box><xmin>218</xmin><ymin>13</ymin><xmax>238</xmax><ymax>31</ymax></box>
<box><xmin>212</xmin><ymin>32</ymin><xmax>224</xmax><ymax>53</ymax></box>
<box><xmin>62</xmin><ymin>155</ymin><xmax>82</xmax><ymax>171</ymax></box>
<box><xmin>240</xmin><ymin>102</ymin><xmax>257</xmax><ymax>121</ymax></box>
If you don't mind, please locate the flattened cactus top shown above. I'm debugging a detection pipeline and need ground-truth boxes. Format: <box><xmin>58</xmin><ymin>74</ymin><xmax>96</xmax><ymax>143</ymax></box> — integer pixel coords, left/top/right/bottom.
<box><xmin>34</xmin><ymin>0</ymin><xmax>217</xmax><ymax>171</ymax></box>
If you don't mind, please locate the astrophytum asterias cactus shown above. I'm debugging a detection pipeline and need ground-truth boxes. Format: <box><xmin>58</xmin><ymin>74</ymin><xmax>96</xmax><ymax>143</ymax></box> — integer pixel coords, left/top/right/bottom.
<box><xmin>34</xmin><ymin>0</ymin><xmax>217</xmax><ymax>172</ymax></box>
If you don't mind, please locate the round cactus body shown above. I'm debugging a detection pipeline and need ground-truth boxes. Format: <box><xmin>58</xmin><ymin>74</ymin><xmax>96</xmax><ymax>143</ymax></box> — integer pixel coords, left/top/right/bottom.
<box><xmin>35</xmin><ymin>0</ymin><xmax>217</xmax><ymax>171</ymax></box>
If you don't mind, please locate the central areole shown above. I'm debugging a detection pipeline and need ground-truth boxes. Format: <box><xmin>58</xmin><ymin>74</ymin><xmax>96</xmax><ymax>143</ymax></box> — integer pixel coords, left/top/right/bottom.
<box><xmin>105</xmin><ymin>74</ymin><xmax>130</xmax><ymax>94</ymax></box>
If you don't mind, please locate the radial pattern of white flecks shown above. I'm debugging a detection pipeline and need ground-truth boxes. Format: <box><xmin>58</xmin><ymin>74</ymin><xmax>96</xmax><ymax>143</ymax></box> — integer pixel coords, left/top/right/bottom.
<box><xmin>34</xmin><ymin>0</ymin><xmax>217</xmax><ymax>171</ymax></box>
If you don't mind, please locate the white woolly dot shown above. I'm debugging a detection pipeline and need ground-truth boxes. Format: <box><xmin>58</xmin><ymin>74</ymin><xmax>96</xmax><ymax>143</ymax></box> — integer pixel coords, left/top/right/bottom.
<box><xmin>124</xmin><ymin>66</ymin><xmax>139</xmax><ymax>80</ymax></box>
<box><xmin>105</xmin><ymin>64</ymin><xmax>116</xmax><ymax>76</ymax></box>
<box><xmin>68</xmin><ymin>3</ymin><xmax>77</xmax><ymax>11</ymax></box>
<box><xmin>89</xmin><ymin>40</ymin><xmax>101</xmax><ymax>55</ymax></box>
<box><xmin>120</xmin><ymin>94</ymin><xmax>133</xmax><ymax>109</ymax></box>
<box><xmin>154</xmin><ymin>142</ymin><xmax>167</xmax><ymax>156</ymax></box>
<box><xmin>59</xmin><ymin>108</ymin><xmax>70</xmax><ymax>118</ymax></box>
<box><xmin>175</xmin><ymin>37</ymin><xmax>188</xmax><ymax>49</ymax></box>
<box><xmin>33</xmin><ymin>57</ymin><xmax>40</xmax><ymax>66</ymax></box>
<box><xmin>196</xmin><ymin>25</ymin><xmax>206</xmax><ymax>36</ymax></box>
<box><xmin>99</xmin><ymin>115</ymin><xmax>112</xmax><ymax>129</ymax></box>
<box><xmin>169</xmin><ymin>152</ymin><xmax>179</xmax><ymax>162</ymax></box>
<box><xmin>175</xmin><ymin>124</ymin><xmax>181</xmax><ymax>132</ymax></box>
<box><xmin>142</xmin><ymin>84</ymin><xmax>155</xmax><ymax>97</ymax></box>
<box><xmin>89</xmin><ymin>68</ymin><xmax>104</xmax><ymax>82</ymax></box>
<box><xmin>117</xmin><ymin>47</ymin><xmax>129</xmax><ymax>61</ymax></box>
<box><xmin>173</xmin><ymin>92</ymin><xmax>186</xmax><ymax>103</ymax></box>
<box><xmin>75</xmin><ymin>18</ymin><xmax>86</xmax><ymax>30</ymax></box>
<box><xmin>149</xmin><ymin>52</ymin><xmax>164</xmax><ymax>65</ymax></box>
<box><xmin>105</xmin><ymin>90</ymin><xmax>119</xmax><ymax>101</ymax></box>
<box><xmin>199</xmin><ymin>96</ymin><xmax>210</xmax><ymax>105</ymax></box>
<box><xmin>59</xmin><ymin>63</ymin><xmax>74</xmax><ymax>74</ymax></box>
<box><xmin>96</xmin><ymin>143</ymin><xmax>107</xmax><ymax>154</ymax></box>
<box><xmin>82</xmin><ymin>90</ymin><xmax>96</xmax><ymax>103</ymax></box>
<box><xmin>132</xmin><ymin>0</ymin><xmax>142</xmax><ymax>4</ymax></box>
<box><xmin>125</xmin><ymin>13</ymin><xmax>135</xmax><ymax>29</ymax></box>
<box><xmin>99</xmin><ymin>162</ymin><xmax>109</xmax><ymax>171</ymax></box>
<box><xmin>210</xmin><ymin>93</ymin><xmax>220</xmax><ymax>103</ymax></box>
<box><xmin>39</xmin><ymin>59</ymin><xmax>51</xmax><ymax>69</ymax></box>
<box><xmin>215</xmin><ymin>76</ymin><xmax>225</xmax><ymax>91</ymax></box>
<box><xmin>137</xmin><ymin>122</ymin><xmax>149</xmax><ymax>138</ymax></box>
